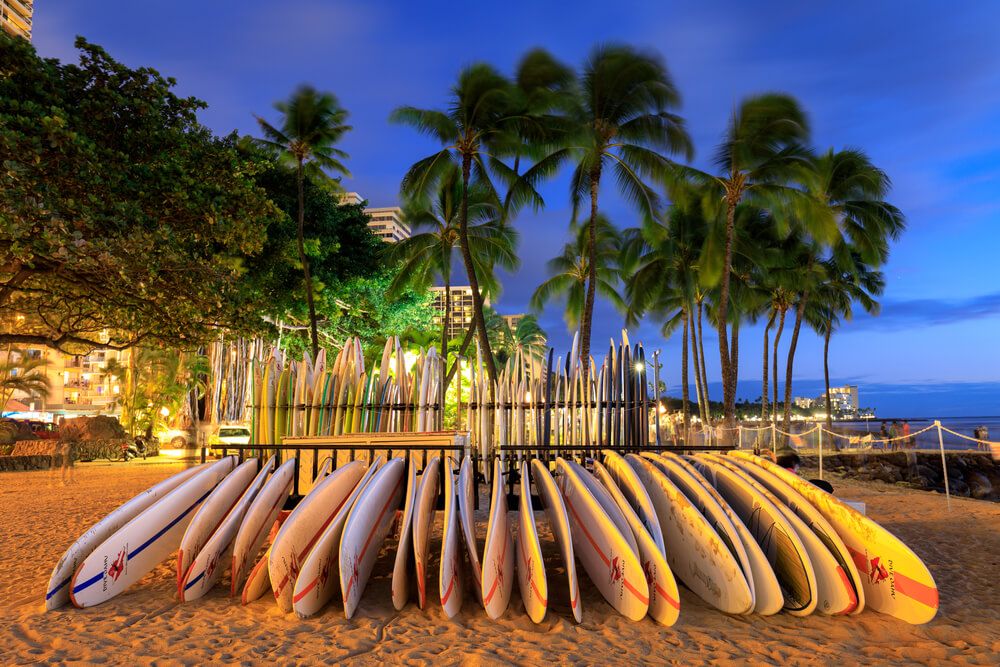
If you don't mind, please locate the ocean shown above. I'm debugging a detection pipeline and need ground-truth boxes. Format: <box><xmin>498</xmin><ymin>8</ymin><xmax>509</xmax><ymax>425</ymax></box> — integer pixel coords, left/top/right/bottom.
<box><xmin>817</xmin><ymin>416</ymin><xmax>997</xmax><ymax>450</ymax></box>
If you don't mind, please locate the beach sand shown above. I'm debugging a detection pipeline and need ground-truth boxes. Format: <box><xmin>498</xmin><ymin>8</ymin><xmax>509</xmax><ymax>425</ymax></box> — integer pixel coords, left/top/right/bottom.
<box><xmin>1</xmin><ymin>461</ymin><xmax>998</xmax><ymax>665</ymax></box>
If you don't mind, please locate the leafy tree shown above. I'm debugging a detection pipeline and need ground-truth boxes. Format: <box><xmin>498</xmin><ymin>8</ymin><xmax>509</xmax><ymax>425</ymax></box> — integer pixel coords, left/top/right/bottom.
<box><xmin>550</xmin><ymin>44</ymin><xmax>691</xmax><ymax>377</ymax></box>
<box><xmin>0</xmin><ymin>35</ymin><xmax>279</xmax><ymax>353</ymax></box>
<box><xmin>531</xmin><ymin>214</ymin><xmax>625</xmax><ymax>331</ymax></box>
<box><xmin>255</xmin><ymin>86</ymin><xmax>352</xmax><ymax>358</ymax></box>
<box><xmin>493</xmin><ymin>313</ymin><xmax>548</xmax><ymax>366</ymax></box>
<box><xmin>245</xmin><ymin>157</ymin><xmax>382</xmax><ymax>332</ymax></box>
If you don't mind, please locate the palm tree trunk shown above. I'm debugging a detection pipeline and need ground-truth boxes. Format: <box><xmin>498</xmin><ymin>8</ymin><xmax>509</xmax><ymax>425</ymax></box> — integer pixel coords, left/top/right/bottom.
<box><xmin>681</xmin><ymin>308</ymin><xmax>691</xmax><ymax>440</ymax></box>
<box><xmin>715</xmin><ymin>192</ymin><xmax>738</xmax><ymax>438</ymax></box>
<box><xmin>690</xmin><ymin>301</ymin><xmax>707</xmax><ymax>426</ymax></box>
<box><xmin>444</xmin><ymin>321</ymin><xmax>476</xmax><ymax>387</ymax></box>
<box><xmin>296</xmin><ymin>160</ymin><xmax>320</xmax><ymax>359</ymax></box>
<box><xmin>579</xmin><ymin>164</ymin><xmax>602</xmax><ymax>382</ymax></box>
<box><xmin>731</xmin><ymin>319</ymin><xmax>740</xmax><ymax>425</ymax></box>
<box><xmin>459</xmin><ymin>154</ymin><xmax>497</xmax><ymax>383</ymax></box>
<box><xmin>696</xmin><ymin>299</ymin><xmax>710</xmax><ymax>423</ymax></box>
<box><xmin>761</xmin><ymin>309</ymin><xmax>776</xmax><ymax>423</ymax></box>
<box><xmin>782</xmin><ymin>293</ymin><xmax>808</xmax><ymax>433</ymax></box>
<box><xmin>824</xmin><ymin>325</ymin><xmax>833</xmax><ymax>429</ymax></box>
<box><xmin>771</xmin><ymin>307</ymin><xmax>786</xmax><ymax>424</ymax></box>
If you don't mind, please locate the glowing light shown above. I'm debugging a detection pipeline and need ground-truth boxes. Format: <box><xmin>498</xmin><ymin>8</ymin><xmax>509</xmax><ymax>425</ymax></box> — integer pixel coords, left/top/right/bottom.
<box><xmin>634</xmin><ymin>362</ymin><xmax>644</xmax><ymax>372</ymax></box>
<box><xmin>525</xmin><ymin>391</ymin><xmax>533</xmax><ymax>401</ymax></box>
<box><xmin>160</xmin><ymin>406</ymin><xmax>170</xmax><ymax>417</ymax></box>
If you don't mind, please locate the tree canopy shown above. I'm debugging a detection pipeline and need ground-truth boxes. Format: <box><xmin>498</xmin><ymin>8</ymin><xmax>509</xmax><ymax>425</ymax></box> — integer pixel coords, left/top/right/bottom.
<box><xmin>0</xmin><ymin>35</ymin><xmax>279</xmax><ymax>353</ymax></box>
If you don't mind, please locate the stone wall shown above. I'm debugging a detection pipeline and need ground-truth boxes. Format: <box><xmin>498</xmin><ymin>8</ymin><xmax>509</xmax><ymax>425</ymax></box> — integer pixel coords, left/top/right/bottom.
<box><xmin>0</xmin><ymin>455</ymin><xmax>51</xmax><ymax>471</ymax></box>
<box><xmin>799</xmin><ymin>451</ymin><xmax>999</xmax><ymax>501</ymax></box>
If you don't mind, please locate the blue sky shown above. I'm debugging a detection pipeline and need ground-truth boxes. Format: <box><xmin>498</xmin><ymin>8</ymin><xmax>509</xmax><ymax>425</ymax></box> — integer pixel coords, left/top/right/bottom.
<box><xmin>31</xmin><ymin>1</ymin><xmax>1000</xmax><ymax>416</ymax></box>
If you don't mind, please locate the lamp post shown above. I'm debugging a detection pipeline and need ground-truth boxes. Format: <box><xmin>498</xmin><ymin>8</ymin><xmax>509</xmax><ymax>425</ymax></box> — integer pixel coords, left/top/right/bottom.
<box><xmin>652</xmin><ymin>350</ymin><xmax>662</xmax><ymax>447</ymax></box>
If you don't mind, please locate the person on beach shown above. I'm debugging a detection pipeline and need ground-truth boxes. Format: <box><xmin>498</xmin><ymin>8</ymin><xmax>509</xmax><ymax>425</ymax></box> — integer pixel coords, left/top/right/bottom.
<box><xmin>879</xmin><ymin>421</ymin><xmax>889</xmax><ymax>449</ymax></box>
<box><xmin>889</xmin><ymin>420</ymin><xmax>900</xmax><ymax>451</ymax></box>
<box><xmin>902</xmin><ymin>420</ymin><xmax>912</xmax><ymax>449</ymax></box>
<box><xmin>777</xmin><ymin>451</ymin><xmax>801</xmax><ymax>473</ymax></box>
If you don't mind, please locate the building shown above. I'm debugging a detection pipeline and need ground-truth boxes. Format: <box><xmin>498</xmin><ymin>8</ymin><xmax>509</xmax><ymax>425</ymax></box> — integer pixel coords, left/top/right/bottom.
<box><xmin>1</xmin><ymin>0</ymin><xmax>32</xmax><ymax>40</ymax></box>
<box><xmin>793</xmin><ymin>396</ymin><xmax>814</xmax><ymax>410</ymax></box>
<box><xmin>338</xmin><ymin>192</ymin><xmax>364</xmax><ymax>206</ymax></box>
<box><xmin>501</xmin><ymin>314</ymin><xmax>525</xmax><ymax>332</ymax></box>
<box><xmin>365</xmin><ymin>206</ymin><xmax>409</xmax><ymax>243</ymax></box>
<box><xmin>429</xmin><ymin>286</ymin><xmax>488</xmax><ymax>340</ymax></box>
<box><xmin>2</xmin><ymin>346</ymin><xmax>125</xmax><ymax>419</ymax></box>
<box><xmin>818</xmin><ymin>385</ymin><xmax>860</xmax><ymax>418</ymax></box>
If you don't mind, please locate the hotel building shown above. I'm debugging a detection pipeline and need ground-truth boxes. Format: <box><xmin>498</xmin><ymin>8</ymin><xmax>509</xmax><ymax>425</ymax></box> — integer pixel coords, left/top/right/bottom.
<box><xmin>1</xmin><ymin>0</ymin><xmax>32</xmax><ymax>40</ymax></box>
<box><xmin>365</xmin><ymin>206</ymin><xmax>409</xmax><ymax>243</ymax></box>
<box><xmin>429</xmin><ymin>286</ymin><xmax>488</xmax><ymax>340</ymax></box>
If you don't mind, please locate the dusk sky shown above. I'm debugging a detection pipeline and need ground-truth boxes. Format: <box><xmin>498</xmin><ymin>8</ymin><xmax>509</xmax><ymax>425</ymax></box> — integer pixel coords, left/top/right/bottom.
<box><xmin>31</xmin><ymin>1</ymin><xmax>1000</xmax><ymax>417</ymax></box>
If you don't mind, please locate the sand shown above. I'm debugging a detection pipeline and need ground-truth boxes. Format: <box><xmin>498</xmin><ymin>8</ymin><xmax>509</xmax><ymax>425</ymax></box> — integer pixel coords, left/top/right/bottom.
<box><xmin>1</xmin><ymin>460</ymin><xmax>998</xmax><ymax>666</ymax></box>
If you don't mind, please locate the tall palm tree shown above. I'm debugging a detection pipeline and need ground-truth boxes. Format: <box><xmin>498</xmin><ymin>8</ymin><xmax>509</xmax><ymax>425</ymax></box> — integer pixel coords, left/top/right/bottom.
<box><xmin>392</xmin><ymin>64</ymin><xmax>535</xmax><ymax>383</ymax></box>
<box><xmin>550</xmin><ymin>44</ymin><xmax>691</xmax><ymax>378</ymax></box>
<box><xmin>531</xmin><ymin>214</ymin><xmax>625</xmax><ymax>331</ymax></box>
<box><xmin>808</xmin><ymin>255</ymin><xmax>884</xmax><ymax>427</ymax></box>
<box><xmin>689</xmin><ymin>94</ymin><xmax>811</xmax><ymax>435</ymax></box>
<box><xmin>494</xmin><ymin>314</ymin><xmax>548</xmax><ymax>366</ymax></box>
<box><xmin>388</xmin><ymin>164</ymin><xmax>518</xmax><ymax>389</ymax></box>
<box><xmin>255</xmin><ymin>86</ymin><xmax>352</xmax><ymax>358</ymax></box>
<box><xmin>781</xmin><ymin>148</ymin><xmax>904</xmax><ymax>430</ymax></box>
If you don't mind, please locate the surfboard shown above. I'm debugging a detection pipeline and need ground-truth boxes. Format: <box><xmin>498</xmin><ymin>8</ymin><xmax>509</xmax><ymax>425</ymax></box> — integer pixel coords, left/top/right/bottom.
<box><xmin>180</xmin><ymin>456</ymin><xmax>275</xmax><ymax>601</ymax></box>
<box><xmin>626</xmin><ymin>454</ymin><xmax>752</xmax><ymax>615</ymax></box>
<box><xmin>340</xmin><ymin>458</ymin><xmax>405</xmax><ymax>618</ymax></box>
<box><xmin>641</xmin><ymin>452</ymin><xmax>760</xmax><ymax>614</ymax></box>
<box><xmin>269</xmin><ymin>460</ymin><xmax>367</xmax><ymax>613</ymax></box>
<box><xmin>290</xmin><ymin>459</ymin><xmax>381</xmax><ymax>618</ymax></box>
<box><xmin>714</xmin><ymin>454</ymin><xmax>860</xmax><ymax>615</ymax></box>
<box><xmin>729</xmin><ymin>450</ymin><xmax>937</xmax><ymax>624</ymax></box>
<box><xmin>412</xmin><ymin>456</ymin><xmax>440</xmax><ymax>610</ymax></box>
<box><xmin>391</xmin><ymin>459</ymin><xmax>417</xmax><ymax>610</ymax></box>
<box><xmin>439</xmin><ymin>456</ymin><xmax>465</xmax><ymax>619</ymax></box>
<box><xmin>652</xmin><ymin>452</ymin><xmax>783</xmax><ymax>616</ymax></box>
<box><xmin>516</xmin><ymin>461</ymin><xmax>547</xmax><ymax>624</ymax></box>
<box><xmin>46</xmin><ymin>462</ymin><xmax>207</xmax><ymax>610</ymax></box>
<box><xmin>592</xmin><ymin>461</ymin><xmax>680</xmax><ymax>626</ymax></box>
<box><xmin>230</xmin><ymin>458</ymin><xmax>296</xmax><ymax>596</ymax></box>
<box><xmin>70</xmin><ymin>457</ymin><xmax>236</xmax><ymax>608</ymax></box>
<box><xmin>482</xmin><ymin>457</ymin><xmax>514</xmax><ymax>619</ymax></box>
<box><xmin>555</xmin><ymin>457</ymin><xmax>648</xmax><ymax>621</ymax></box>
<box><xmin>457</xmin><ymin>455</ymin><xmax>483</xmax><ymax>603</ymax></box>
<box><xmin>530</xmin><ymin>459</ymin><xmax>581</xmax><ymax>622</ymax></box>
<box><xmin>177</xmin><ymin>458</ymin><xmax>259</xmax><ymax>595</ymax></box>
<box><xmin>241</xmin><ymin>545</ymin><xmax>272</xmax><ymax>604</ymax></box>
<box><xmin>600</xmin><ymin>451</ymin><xmax>665</xmax><ymax>553</ymax></box>
<box><xmin>690</xmin><ymin>455</ymin><xmax>817</xmax><ymax>616</ymax></box>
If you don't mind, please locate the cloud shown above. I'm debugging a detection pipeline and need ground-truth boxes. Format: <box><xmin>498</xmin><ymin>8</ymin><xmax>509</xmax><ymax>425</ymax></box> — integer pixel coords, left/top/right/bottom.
<box><xmin>849</xmin><ymin>291</ymin><xmax>1000</xmax><ymax>330</ymax></box>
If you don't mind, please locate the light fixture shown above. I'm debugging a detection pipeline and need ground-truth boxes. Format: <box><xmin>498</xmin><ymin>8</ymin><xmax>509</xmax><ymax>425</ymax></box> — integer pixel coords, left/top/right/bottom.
<box><xmin>160</xmin><ymin>406</ymin><xmax>170</xmax><ymax>417</ymax></box>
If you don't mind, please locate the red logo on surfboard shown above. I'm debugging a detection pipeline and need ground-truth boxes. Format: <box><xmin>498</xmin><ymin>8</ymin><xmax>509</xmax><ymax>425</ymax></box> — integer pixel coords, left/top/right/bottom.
<box><xmin>610</xmin><ymin>556</ymin><xmax>623</xmax><ymax>585</ymax></box>
<box><xmin>107</xmin><ymin>549</ymin><xmax>127</xmax><ymax>583</ymax></box>
<box><xmin>205</xmin><ymin>554</ymin><xmax>219</xmax><ymax>581</ymax></box>
<box><xmin>868</xmin><ymin>556</ymin><xmax>889</xmax><ymax>585</ymax></box>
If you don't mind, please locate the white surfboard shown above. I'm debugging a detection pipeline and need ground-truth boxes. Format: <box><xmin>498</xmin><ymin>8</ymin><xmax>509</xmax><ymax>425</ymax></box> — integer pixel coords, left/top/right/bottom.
<box><xmin>412</xmin><ymin>456</ymin><xmax>440</xmax><ymax>610</ymax></box>
<box><xmin>592</xmin><ymin>461</ymin><xmax>680</xmax><ymax>626</ymax></box>
<box><xmin>626</xmin><ymin>455</ymin><xmax>752</xmax><ymax>615</ymax></box>
<box><xmin>482</xmin><ymin>457</ymin><xmax>514</xmax><ymax>619</ymax></box>
<box><xmin>269</xmin><ymin>460</ymin><xmax>367</xmax><ymax>612</ymax></box>
<box><xmin>601</xmin><ymin>450</ymin><xmax>665</xmax><ymax>553</ymax></box>
<box><xmin>567</xmin><ymin>460</ymin><xmax>640</xmax><ymax>557</ymax></box>
<box><xmin>556</xmin><ymin>457</ymin><xmax>648</xmax><ymax>621</ymax></box>
<box><xmin>457</xmin><ymin>455</ymin><xmax>483</xmax><ymax>602</ymax></box>
<box><xmin>691</xmin><ymin>455</ymin><xmax>818</xmax><ymax>616</ymax></box>
<box><xmin>530</xmin><ymin>459</ymin><xmax>582</xmax><ymax>623</ymax></box>
<box><xmin>241</xmin><ymin>545</ymin><xmax>272</xmax><ymax>604</ymax></box>
<box><xmin>391</xmin><ymin>459</ymin><xmax>417</xmax><ymax>610</ymax></box>
<box><xmin>341</xmin><ymin>458</ymin><xmax>406</xmax><ymax>618</ymax></box>
<box><xmin>642</xmin><ymin>453</ymin><xmax>759</xmax><ymax>614</ymax></box>
<box><xmin>712</xmin><ymin>454</ymin><xmax>859</xmax><ymax>615</ymax></box>
<box><xmin>180</xmin><ymin>456</ymin><xmax>275</xmax><ymax>601</ymax></box>
<box><xmin>177</xmin><ymin>458</ymin><xmax>259</xmax><ymax>595</ymax></box>
<box><xmin>653</xmin><ymin>452</ymin><xmax>783</xmax><ymax>616</ymax></box>
<box><xmin>516</xmin><ymin>461</ymin><xmax>547</xmax><ymax>624</ymax></box>
<box><xmin>439</xmin><ymin>456</ymin><xmax>465</xmax><ymax>619</ymax></box>
<box><xmin>230</xmin><ymin>458</ymin><xmax>296</xmax><ymax>596</ymax></box>
<box><xmin>70</xmin><ymin>457</ymin><xmax>236</xmax><ymax>608</ymax></box>
<box><xmin>729</xmin><ymin>450</ymin><xmax>937</xmax><ymax>624</ymax></box>
<box><xmin>46</xmin><ymin>462</ymin><xmax>206</xmax><ymax>610</ymax></box>
<box><xmin>290</xmin><ymin>458</ymin><xmax>381</xmax><ymax>618</ymax></box>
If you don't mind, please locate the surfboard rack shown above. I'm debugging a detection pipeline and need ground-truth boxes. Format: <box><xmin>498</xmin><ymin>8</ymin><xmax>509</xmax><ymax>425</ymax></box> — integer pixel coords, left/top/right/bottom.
<box><xmin>208</xmin><ymin>431</ymin><xmax>475</xmax><ymax>509</ymax></box>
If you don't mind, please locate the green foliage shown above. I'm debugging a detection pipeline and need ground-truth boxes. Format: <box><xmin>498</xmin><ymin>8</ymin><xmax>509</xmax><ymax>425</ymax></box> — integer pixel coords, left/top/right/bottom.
<box><xmin>0</xmin><ymin>35</ymin><xmax>279</xmax><ymax>352</ymax></box>
<box><xmin>0</xmin><ymin>349</ymin><xmax>50</xmax><ymax>410</ymax></box>
<box><xmin>106</xmin><ymin>348</ymin><xmax>209</xmax><ymax>437</ymax></box>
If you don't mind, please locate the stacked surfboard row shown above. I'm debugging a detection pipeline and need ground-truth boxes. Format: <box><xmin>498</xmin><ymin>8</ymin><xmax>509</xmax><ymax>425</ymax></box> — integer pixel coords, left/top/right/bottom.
<box><xmin>250</xmin><ymin>336</ymin><xmax>444</xmax><ymax>446</ymax></box>
<box><xmin>46</xmin><ymin>449</ymin><xmax>938</xmax><ymax>625</ymax></box>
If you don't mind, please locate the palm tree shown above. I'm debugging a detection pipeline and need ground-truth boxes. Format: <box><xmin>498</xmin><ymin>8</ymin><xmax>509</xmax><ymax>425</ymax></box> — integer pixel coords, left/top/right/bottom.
<box><xmin>494</xmin><ymin>314</ymin><xmax>548</xmax><ymax>366</ymax></box>
<box><xmin>689</xmin><ymin>94</ymin><xmax>811</xmax><ymax>435</ymax></box>
<box><xmin>808</xmin><ymin>255</ymin><xmax>884</xmax><ymax>427</ymax></box>
<box><xmin>781</xmin><ymin>148</ymin><xmax>904</xmax><ymax>430</ymax></box>
<box><xmin>392</xmin><ymin>65</ymin><xmax>532</xmax><ymax>383</ymax></box>
<box><xmin>387</xmin><ymin>163</ymin><xmax>518</xmax><ymax>388</ymax></box>
<box><xmin>531</xmin><ymin>214</ymin><xmax>625</xmax><ymax>331</ymax></box>
<box><xmin>0</xmin><ymin>350</ymin><xmax>49</xmax><ymax>411</ymax></box>
<box><xmin>552</xmin><ymin>44</ymin><xmax>691</xmax><ymax>378</ymax></box>
<box><xmin>255</xmin><ymin>86</ymin><xmax>351</xmax><ymax>359</ymax></box>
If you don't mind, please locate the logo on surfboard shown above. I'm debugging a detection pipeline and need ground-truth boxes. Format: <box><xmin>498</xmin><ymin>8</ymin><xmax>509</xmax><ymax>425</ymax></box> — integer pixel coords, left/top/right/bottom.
<box><xmin>868</xmin><ymin>555</ymin><xmax>889</xmax><ymax>585</ymax></box>
<box><xmin>107</xmin><ymin>548</ymin><xmax>127</xmax><ymax>583</ymax></box>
